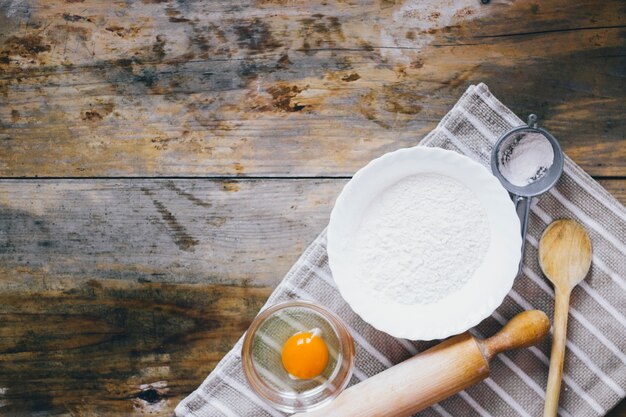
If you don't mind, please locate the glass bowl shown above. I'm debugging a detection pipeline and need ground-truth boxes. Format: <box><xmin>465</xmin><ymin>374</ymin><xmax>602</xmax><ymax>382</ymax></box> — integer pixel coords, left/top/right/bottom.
<box><xmin>241</xmin><ymin>300</ymin><xmax>355</xmax><ymax>413</ymax></box>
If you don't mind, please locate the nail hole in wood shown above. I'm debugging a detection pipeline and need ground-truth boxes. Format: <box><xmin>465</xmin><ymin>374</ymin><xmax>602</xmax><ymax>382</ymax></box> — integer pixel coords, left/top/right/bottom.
<box><xmin>137</xmin><ymin>388</ymin><xmax>162</xmax><ymax>404</ymax></box>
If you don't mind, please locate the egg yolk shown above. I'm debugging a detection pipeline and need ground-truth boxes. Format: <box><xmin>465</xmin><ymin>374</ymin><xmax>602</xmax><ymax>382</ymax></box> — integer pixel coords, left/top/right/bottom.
<box><xmin>281</xmin><ymin>330</ymin><xmax>329</xmax><ymax>379</ymax></box>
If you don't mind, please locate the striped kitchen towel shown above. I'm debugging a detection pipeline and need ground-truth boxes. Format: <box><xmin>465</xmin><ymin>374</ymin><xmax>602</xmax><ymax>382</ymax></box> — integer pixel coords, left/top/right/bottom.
<box><xmin>175</xmin><ymin>83</ymin><xmax>626</xmax><ymax>417</ymax></box>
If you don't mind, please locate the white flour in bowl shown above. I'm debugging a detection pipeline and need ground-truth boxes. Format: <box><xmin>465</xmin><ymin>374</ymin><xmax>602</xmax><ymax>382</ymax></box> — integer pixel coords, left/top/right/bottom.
<box><xmin>353</xmin><ymin>174</ymin><xmax>490</xmax><ymax>305</ymax></box>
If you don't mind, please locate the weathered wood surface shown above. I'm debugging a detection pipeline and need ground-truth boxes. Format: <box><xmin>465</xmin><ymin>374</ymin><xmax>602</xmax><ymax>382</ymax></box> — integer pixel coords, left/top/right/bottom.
<box><xmin>0</xmin><ymin>179</ymin><xmax>342</xmax><ymax>290</ymax></box>
<box><xmin>0</xmin><ymin>179</ymin><xmax>625</xmax><ymax>416</ymax></box>
<box><xmin>0</xmin><ymin>280</ymin><xmax>272</xmax><ymax>416</ymax></box>
<box><xmin>0</xmin><ymin>0</ymin><xmax>624</xmax><ymax>177</ymax></box>
<box><xmin>0</xmin><ymin>0</ymin><xmax>625</xmax><ymax>415</ymax></box>
<box><xmin>0</xmin><ymin>180</ymin><xmax>336</xmax><ymax>416</ymax></box>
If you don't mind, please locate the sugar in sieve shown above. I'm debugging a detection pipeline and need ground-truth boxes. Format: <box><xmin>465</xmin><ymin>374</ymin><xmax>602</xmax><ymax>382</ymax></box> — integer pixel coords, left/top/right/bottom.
<box><xmin>491</xmin><ymin>114</ymin><xmax>564</xmax><ymax>273</ymax></box>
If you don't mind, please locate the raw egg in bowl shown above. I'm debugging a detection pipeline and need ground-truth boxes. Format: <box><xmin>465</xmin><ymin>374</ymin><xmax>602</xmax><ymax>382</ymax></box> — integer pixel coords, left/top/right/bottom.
<box><xmin>242</xmin><ymin>300</ymin><xmax>355</xmax><ymax>413</ymax></box>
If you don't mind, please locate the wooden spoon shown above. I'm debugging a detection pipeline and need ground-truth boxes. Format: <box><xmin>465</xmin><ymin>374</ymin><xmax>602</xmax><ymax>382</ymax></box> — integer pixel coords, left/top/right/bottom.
<box><xmin>539</xmin><ymin>219</ymin><xmax>592</xmax><ymax>417</ymax></box>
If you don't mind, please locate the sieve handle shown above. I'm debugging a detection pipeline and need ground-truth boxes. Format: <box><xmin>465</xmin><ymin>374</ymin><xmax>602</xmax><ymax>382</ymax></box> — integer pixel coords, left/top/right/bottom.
<box><xmin>514</xmin><ymin>194</ymin><xmax>531</xmax><ymax>275</ymax></box>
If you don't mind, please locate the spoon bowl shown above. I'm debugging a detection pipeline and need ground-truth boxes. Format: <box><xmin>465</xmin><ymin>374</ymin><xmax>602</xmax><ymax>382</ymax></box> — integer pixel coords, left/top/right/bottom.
<box><xmin>539</xmin><ymin>219</ymin><xmax>592</xmax><ymax>290</ymax></box>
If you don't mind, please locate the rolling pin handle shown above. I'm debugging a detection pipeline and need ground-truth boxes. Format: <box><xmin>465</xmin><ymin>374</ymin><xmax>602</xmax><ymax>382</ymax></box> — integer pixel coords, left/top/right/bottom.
<box><xmin>480</xmin><ymin>310</ymin><xmax>551</xmax><ymax>360</ymax></box>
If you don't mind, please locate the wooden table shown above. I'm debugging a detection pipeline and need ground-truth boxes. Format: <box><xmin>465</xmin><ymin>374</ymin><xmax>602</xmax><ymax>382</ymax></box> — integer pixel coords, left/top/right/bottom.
<box><xmin>0</xmin><ymin>0</ymin><xmax>624</xmax><ymax>415</ymax></box>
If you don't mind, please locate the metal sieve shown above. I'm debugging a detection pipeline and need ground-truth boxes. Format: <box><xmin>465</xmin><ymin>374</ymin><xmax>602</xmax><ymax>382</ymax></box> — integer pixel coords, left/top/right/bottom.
<box><xmin>491</xmin><ymin>114</ymin><xmax>564</xmax><ymax>274</ymax></box>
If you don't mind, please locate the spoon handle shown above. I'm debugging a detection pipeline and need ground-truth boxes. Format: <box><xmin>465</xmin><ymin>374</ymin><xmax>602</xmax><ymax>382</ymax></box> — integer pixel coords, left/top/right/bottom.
<box><xmin>543</xmin><ymin>288</ymin><xmax>571</xmax><ymax>417</ymax></box>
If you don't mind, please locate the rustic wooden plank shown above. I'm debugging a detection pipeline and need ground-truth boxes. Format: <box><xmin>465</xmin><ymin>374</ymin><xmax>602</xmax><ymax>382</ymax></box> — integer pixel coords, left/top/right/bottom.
<box><xmin>0</xmin><ymin>178</ymin><xmax>340</xmax><ymax>415</ymax></box>
<box><xmin>0</xmin><ymin>179</ymin><xmax>346</xmax><ymax>290</ymax></box>
<box><xmin>0</xmin><ymin>178</ymin><xmax>624</xmax><ymax>415</ymax></box>
<box><xmin>0</xmin><ymin>0</ymin><xmax>624</xmax><ymax>177</ymax></box>
<box><xmin>598</xmin><ymin>179</ymin><xmax>626</xmax><ymax>206</ymax></box>
<box><xmin>0</xmin><ymin>279</ymin><xmax>273</xmax><ymax>416</ymax></box>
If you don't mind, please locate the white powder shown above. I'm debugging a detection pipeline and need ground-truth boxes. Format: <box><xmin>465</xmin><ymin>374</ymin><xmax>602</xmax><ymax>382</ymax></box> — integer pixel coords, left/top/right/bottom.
<box><xmin>498</xmin><ymin>132</ymin><xmax>554</xmax><ymax>187</ymax></box>
<box><xmin>353</xmin><ymin>174</ymin><xmax>490</xmax><ymax>305</ymax></box>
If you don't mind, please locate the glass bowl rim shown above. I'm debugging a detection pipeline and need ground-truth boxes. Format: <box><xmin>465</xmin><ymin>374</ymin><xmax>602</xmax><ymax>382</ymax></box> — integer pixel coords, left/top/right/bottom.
<box><xmin>241</xmin><ymin>299</ymin><xmax>355</xmax><ymax>412</ymax></box>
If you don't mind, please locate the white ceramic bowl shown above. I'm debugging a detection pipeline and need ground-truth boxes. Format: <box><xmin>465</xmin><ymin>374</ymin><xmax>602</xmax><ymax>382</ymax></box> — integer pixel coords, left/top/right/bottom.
<box><xmin>327</xmin><ymin>147</ymin><xmax>521</xmax><ymax>340</ymax></box>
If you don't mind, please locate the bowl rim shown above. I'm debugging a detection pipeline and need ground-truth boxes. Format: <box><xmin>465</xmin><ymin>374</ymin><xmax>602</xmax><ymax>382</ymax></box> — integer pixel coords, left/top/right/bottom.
<box><xmin>326</xmin><ymin>146</ymin><xmax>522</xmax><ymax>340</ymax></box>
<box><xmin>241</xmin><ymin>300</ymin><xmax>355</xmax><ymax>412</ymax></box>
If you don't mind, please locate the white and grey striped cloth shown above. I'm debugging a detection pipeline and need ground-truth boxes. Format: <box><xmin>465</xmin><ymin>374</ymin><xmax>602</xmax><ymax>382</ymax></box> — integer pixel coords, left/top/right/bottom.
<box><xmin>175</xmin><ymin>83</ymin><xmax>626</xmax><ymax>417</ymax></box>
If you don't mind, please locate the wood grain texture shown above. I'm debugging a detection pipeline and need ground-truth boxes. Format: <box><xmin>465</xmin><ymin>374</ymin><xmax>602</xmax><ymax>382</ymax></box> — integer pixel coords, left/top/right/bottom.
<box><xmin>480</xmin><ymin>310</ymin><xmax>550</xmax><ymax>360</ymax></box>
<box><xmin>0</xmin><ymin>179</ymin><xmax>345</xmax><ymax>289</ymax></box>
<box><xmin>0</xmin><ymin>0</ymin><xmax>624</xmax><ymax>177</ymax></box>
<box><xmin>598</xmin><ymin>179</ymin><xmax>626</xmax><ymax>205</ymax></box>
<box><xmin>0</xmin><ymin>179</ymin><xmax>339</xmax><ymax>416</ymax></box>
<box><xmin>539</xmin><ymin>220</ymin><xmax>593</xmax><ymax>291</ymax></box>
<box><xmin>0</xmin><ymin>279</ymin><xmax>272</xmax><ymax>416</ymax></box>
<box><xmin>543</xmin><ymin>287</ymin><xmax>571</xmax><ymax>417</ymax></box>
<box><xmin>539</xmin><ymin>220</ymin><xmax>593</xmax><ymax>417</ymax></box>
<box><xmin>297</xmin><ymin>333</ymin><xmax>491</xmax><ymax>417</ymax></box>
<box><xmin>0</xmin><ymin>178</ymin><xmax>624</xmax><ymax>415</ymax></box>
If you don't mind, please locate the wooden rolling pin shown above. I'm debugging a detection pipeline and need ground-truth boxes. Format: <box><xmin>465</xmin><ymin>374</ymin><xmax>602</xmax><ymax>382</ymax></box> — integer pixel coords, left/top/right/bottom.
<box><xmin>296</xmin><ymin>310</ymin><xmax>550</xmax><ymax>417</ymax></box>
